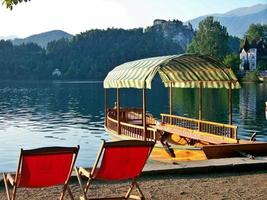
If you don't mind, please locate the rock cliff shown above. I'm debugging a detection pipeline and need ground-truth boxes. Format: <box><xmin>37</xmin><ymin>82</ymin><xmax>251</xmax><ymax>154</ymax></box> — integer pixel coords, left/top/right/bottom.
<box><xmin>146</xmin><ymin>19</ymin><xmax>195</xmax><ymax>51</ymax></box>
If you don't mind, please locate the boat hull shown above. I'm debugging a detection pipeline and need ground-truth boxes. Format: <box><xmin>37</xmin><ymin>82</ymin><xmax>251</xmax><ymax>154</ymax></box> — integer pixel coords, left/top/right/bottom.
<box><xmin>203</xmin><ymin>142</ymin><xmax>267</xmax><ymax>159</ymax></box>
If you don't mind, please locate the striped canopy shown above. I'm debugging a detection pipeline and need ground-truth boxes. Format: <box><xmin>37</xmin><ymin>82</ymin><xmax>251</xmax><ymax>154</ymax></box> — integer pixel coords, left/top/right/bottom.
<box><xmin>103</xmin><ymin>54</ymin><xmax>240</xmax><ymax>89</ymax></box>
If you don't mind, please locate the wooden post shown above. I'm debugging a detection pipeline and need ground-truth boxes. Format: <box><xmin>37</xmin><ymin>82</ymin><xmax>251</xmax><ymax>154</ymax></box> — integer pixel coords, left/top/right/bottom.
<box><xmin>117</xmin><ymin>88</ymin><xmax>121</xmax><ymax>135</ymax></box>
<box><xmin>104</xmin><ymin>89</ymin><xmax>107</xmax><ymax>127</ymax></box>
<box><xmin>228</xmin><ymin>82</ymin><xmax>233</xmax><ymax>125</ymax></box>
<box><xmin>143</xmin><ymin>88</ymin><xmax>147</xmax><ymax>141</ymax></box>
<box><xmin>169</xmin><ymin>82</ymin><xmax>173</xmax><ymax>123</ymax></box>
<box><xmin>198</xmin><ymin>82</ymin><xmax>203</xmax><ymax>131</ymax></box>
<box><xmin>198</xmin><ymin>82</ymin><xmax>203</xmax><ymax>120</ymax></box>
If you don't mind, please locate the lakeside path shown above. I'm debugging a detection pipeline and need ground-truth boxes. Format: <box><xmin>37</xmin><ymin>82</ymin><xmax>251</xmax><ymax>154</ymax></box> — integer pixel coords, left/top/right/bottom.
<box><xmin>1</xmin><ymin>157</ymin><xmax>267</xmax><ymax>199</ymax></box>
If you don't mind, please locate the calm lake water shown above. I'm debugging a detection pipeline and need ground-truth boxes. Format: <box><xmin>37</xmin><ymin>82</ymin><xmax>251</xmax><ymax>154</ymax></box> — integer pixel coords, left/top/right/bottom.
<box><xmin>0</xmin><ymin>81</ymin><xmax>267</xmax><ymax>172</ymax></box>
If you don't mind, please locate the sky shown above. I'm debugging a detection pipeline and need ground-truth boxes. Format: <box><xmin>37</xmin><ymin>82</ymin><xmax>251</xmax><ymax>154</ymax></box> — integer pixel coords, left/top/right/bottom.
<box><xmin>0</xmin><ymin>0</ymin><xmax>266</xmax><ymax>38</ymax></box>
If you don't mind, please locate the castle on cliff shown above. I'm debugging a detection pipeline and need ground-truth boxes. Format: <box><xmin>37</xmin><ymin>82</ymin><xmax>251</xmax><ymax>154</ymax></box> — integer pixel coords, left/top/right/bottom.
<box><xmin>147</xmin><ymin>19</ymin><xmax>194</xmax><ymax>51</ymax></box>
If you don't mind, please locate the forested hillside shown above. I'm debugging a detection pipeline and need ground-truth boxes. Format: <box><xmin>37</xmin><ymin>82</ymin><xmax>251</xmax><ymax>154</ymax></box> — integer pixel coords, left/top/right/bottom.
<box><xmin>0</xmin><ymin>28</ymin><xmax>183</xmax><ymax>80</ymax></box>
<box><xmin>12</xmin><ymin>30</ymin><xmax>73</xmax><ymax>48</ymax></box>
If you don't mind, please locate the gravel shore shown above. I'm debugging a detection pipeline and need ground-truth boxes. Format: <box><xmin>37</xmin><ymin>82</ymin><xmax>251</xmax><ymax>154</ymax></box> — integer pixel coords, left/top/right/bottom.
<box><xmin>1</xmin><ymin>170</ymin><xmax>267</xmax><ymax>200</ymax></box>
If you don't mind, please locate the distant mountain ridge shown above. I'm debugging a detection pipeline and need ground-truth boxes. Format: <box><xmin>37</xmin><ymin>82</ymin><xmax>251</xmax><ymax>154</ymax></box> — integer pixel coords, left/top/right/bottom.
<box><xmin>12</xmin><ymin>30</ymin><xmax>73</xmax><ymax>48</ymax></box>
<box><xmin>0</xmin><ymin>35</ymin><xmax>17</xmax><ymax>40</ymax></box>
<box><xmin>187</xmin><ymin>4</ymin><xmax>267</xmax><ymax>37</ymax></box>
<box><xmin>216</xmin><ymin>3</ymin><xmax>267</xmax><ymax>17</ymax></box>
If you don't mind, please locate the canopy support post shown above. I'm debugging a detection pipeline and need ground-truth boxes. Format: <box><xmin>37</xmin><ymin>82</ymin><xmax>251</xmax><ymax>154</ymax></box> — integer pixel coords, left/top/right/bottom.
<box><xmin>198</xmin><ymin>82</ymin><xmax>203</xmax><ymax>120</ymax></box>
<box><xmin>169</xmin><ymin>82</ymin><xmax>173</xmax><ymax>124</ymax></box>
<box><xmin>228</xmin><ymin>82</ymin><xmax>233</xmax><ymax>125</ymax></box>
<box><xmin>198</xmin><ymin>82</ymin><xmax>203</xmax><ymax>131</ymax></box>
<box><xmin>104</xmin><ymin>89</ymin><xmax>107</xmax><ymax>127</ymax></box>
<box><xmin>117</xmin><ymin>88</ymin><xmax>121</xmax><ymax>135</ymax></box>
<box><xmin>143</xmin><ymin>88</ymin><xmax>147</xmax><ymax>141</ymax></box>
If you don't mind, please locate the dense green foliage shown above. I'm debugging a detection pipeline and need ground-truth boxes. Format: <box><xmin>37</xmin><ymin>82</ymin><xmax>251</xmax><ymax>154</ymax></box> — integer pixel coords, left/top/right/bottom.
<box><xmin>0</xmin><ymin>28</ymin><xmax>182</xmax><ymax>80</ymax></box>
<box><xmin>0</xmin><ymin>40</ymin><xmax>50</xmax><ymax>79</ymax></box>
<box><xmin>187</xmin><ymin>16</ymin><xmax>242</xmax><ymax>74</ymax></box>
<box><xmin>187</xmin><ymin>16</ymin><xmax>229</xmax><ymax>60</ymax></box>
<box><xmin>257</xmin><ymin>59</ymin><xmax>267</xmax><ymax>70</ymax></box>
<box><xmin>223</xmin><ymin>54</ymin><xmax>240</xmax><ymax>73</ymax></box>
<box><xmin>228</xmin><ymin>36</ymin><xmax>240</xmax><ymax>54</ymax></box>
<box><xmin>245</xmin><ymin>24</ymin><xmax>267</xmax><ymax>43</ymax></box>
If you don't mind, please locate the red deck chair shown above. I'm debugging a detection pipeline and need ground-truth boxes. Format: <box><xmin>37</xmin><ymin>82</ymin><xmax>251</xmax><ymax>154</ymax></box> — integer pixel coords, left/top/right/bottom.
<box><xmin>75</xmin><ymin>140</ymin><xmax>155</xmax><ymax>200</ymax></box>
<box><xmin>2</xmin><ymin>146</ymin><xmax>80</xmax><ymax>200</ymax></box>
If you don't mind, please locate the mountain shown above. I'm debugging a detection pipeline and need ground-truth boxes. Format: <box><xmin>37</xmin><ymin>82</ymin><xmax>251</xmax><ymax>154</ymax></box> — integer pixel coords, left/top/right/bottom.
<box><xmin>219</xmin><ymin>3</ymin><xmax>267</xmax><ymax>17</ymax></box>
<box><xmin>0</xmin><ymin>35</ymin><xmax>17</xmax><ymax>40</ymax></box>
<box><xmin>12</xmin><ymin>30</ymin><xmax>73</xmax><ymax>48</ymax></box>
<box><xmin>187</xmin><ymin>4</ymin><xmax>267</xmax><ymax>37</ymax></box>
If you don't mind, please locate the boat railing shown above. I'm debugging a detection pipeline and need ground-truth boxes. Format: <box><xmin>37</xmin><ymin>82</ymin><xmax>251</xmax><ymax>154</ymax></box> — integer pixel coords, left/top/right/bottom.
<box><xmin>161</xmin><ymin>114</ymin><xmax>237</xmax><ymax>139</ymax></box>
<box><xmin>107</xmin><ymin>108</ymin><xmax>156</xmax><ymax>124</ymax></box>
<box><xmin>120</xmin><ymin>121</ymin><xmax>158</xmax><ymax>141</ymax></box>
<box><xmin>106</xmin><ymin>108</ymin><xmax>158</xmax><ymax>141</ymax></box>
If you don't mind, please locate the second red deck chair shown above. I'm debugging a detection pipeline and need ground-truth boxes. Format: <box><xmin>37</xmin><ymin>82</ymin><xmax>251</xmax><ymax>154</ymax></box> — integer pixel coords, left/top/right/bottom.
<box><xmin>75</xmin><ymin>140</ymin><xmax>155</xmax><ymax>200</ymax></box>
<box><xmin>3</xmin><ymin>146</ymin><xmax>79</xmax><ymax>200</ymax></box>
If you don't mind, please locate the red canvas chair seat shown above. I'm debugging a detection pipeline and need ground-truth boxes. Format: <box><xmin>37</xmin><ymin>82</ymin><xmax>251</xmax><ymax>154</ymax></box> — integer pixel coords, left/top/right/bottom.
<box><xmin>18</xmin><ymin>152</ymin><xmax>75</xmax><ymax>187</ymax></box>
<box><xmin>93</xmin><ymin>146</ymin><xmax>152</xmax><ymax>180</ymax></box>
<box><xmin>76</xmin><ymin>140</ymin><xmax>155</xmax><ymax>200</ymax></box>
<box><xmin>3</xmin><ymin>146</ymin><xmax>79</xmax><ymax>200</ymax></box>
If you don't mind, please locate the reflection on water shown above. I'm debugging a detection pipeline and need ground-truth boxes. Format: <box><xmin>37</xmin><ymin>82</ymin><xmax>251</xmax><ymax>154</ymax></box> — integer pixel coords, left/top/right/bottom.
<box><xmin>237</xmin><ymin>83</ymin><xmax>267</xmax><ymax>140</ymax></box>
<box><xmin>0</xmin><ymin>81</ymin><xmax>267</xmax><ymax>171</ymax></box>
<box><xmin>0</xmin><ymin>81</ymin><xmax>109</xmax><ymax>172</ymax></box>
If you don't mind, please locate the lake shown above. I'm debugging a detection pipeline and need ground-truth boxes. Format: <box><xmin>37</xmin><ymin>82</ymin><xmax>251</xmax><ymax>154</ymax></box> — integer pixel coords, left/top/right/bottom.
<box><xmin>0</xmin><ymin>81</ymin><xmax>267</xmax><ymax>172</ymax></box>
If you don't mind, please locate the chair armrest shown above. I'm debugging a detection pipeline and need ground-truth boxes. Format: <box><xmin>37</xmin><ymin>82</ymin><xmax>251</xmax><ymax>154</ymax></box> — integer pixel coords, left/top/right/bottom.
<box><xmin>78</xmin><ymin>167</ymin><xmax>90</xmax><ymax>178</ymax></box>
<box><xmin>6</xmin><ymin>173</ymin><xmax>16</xmax><ymax>186</ymax></box>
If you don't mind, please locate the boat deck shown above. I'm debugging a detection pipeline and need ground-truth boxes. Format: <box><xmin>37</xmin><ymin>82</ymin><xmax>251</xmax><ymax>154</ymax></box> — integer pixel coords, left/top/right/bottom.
<box><xmin>150</xmin><ymin>124</ymin><xmax>237</xmax><ymax>145</ymax></box>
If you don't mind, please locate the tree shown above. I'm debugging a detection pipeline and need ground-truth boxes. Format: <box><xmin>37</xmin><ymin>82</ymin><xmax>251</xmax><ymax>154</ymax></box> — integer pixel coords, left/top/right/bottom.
<box><xmin>245</xmin><ymin>24</ymin><xmax>267</xmax><ymax>43</ymax></box>
<box><xmin>223</xmin><ymin>54</ymin><xmax>240</xmax><ymax>73</ymax></box>
<box><xmin>228</xmin><ymin>36</ymin><xmax>240</xmax><ymax>54</ymax></box>
<box><xmin>187</xmin><ymin>16</ymin><xmax>229</xmax><ymax>60</ymax></box>
<box><xmin>2</xmin><ymin>0</ymin><xmax>29</xmax><ymax>9</ymax></box>
<box><xmin>257</xmin><ymin>59</ymin><xmax>267</xmax><ymax>70</ymax></box>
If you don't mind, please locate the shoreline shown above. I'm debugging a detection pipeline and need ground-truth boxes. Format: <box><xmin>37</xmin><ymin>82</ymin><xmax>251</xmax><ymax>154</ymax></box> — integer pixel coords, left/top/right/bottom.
<box><xmin>1</xmin><ymin>157</ymin><xmax>267</xmax><ymax>199</ymax></box>
<box><xmin>1</xmin><ymin>169</ymin><xmax>267</xmax><ymax>200</ymax></box>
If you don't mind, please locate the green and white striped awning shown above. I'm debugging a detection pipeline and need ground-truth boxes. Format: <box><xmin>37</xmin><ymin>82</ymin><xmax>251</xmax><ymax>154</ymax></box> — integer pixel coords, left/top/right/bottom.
<box><xmin>103</xmin><ymin>54</ymin><xmax>240</xmax><ymax>89</ymax></box>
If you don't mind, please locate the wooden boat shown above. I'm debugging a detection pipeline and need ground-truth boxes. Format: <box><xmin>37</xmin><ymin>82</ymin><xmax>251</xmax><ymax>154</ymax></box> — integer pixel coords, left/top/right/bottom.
<box><xmin>103</xmin><ymin>54</ymin><xmax>267</xmax><ymax>162</ymax></box>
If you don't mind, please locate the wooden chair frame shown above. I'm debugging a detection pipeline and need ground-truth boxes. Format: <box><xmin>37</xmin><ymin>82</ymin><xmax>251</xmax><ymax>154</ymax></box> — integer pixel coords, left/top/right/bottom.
<box><xmin>75</xmin><ymin>140</ymin><xmax>155</xmax><ymax>200</ymax></box>
<box><xmin>3</xmin><ymin>146</ymin><xmax>80</xmax><ymax>200</ymax></box>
